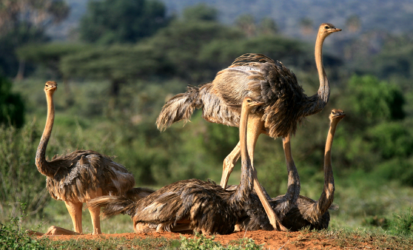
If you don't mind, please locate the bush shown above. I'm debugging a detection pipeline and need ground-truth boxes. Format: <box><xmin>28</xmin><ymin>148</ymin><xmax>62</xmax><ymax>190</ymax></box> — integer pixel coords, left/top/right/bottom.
<box><xmin>0</xmin><ymin>76</ymin><xmax>25</xmax><ymax>128</ymax></box>
<box><xmin>0</xmin><ymin>123</ymin><xmax>49</xmax><ymax>221</ymax></box>
<box><xmin>0</xmin><ymin>217</ymin><xmax>44</xmax><ymax>250</ymax></box>
<box><xmin>387</xmin><ymin>209</ymin><xmax>413</xmax><ymax>236</ymax></box>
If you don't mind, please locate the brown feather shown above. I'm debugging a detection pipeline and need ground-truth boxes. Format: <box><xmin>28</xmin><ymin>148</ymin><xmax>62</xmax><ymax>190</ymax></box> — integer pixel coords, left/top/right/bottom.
<box><xmin>156</xmin><ymin>53</ymin><xmax>323</xmax><ymax>138</ymax></box>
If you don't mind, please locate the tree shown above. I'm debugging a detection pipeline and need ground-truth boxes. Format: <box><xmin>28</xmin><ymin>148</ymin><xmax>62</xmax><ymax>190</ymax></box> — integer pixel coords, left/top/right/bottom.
<box><xmin>0</xmin><ymin>0</ymin><xmax>69</xmax><ymax>34</ymax></box>
<box><xmin>60</xmin><ymin>44</ymin><xmax>171</xmax><ymax>110</ymax></box>
<box><xmin>259</xmin><ymin>17</ymin><xmax>278</xmax><ymax>35</ymax></box>
<box><xmin>0</xmin><ymin>0</ymin><xmax>69</xmax><ymax>77</ymax></box>
<box><xmin>235</xmin><ymin>14</ymin><xmax>256</xmax><ymax>37</ymax></box>
<box><xmin>346</xmin><ymin>75</ymin><xmax>405</xmax><ymax>123</ymax></box>
<box><xmin>144</xmin><ymin>20</ymin><xmax>244</xmax><ymax>82</ymax></box>
<box><xmin>182</xmin><ymin>3</ymin><xmax>218</xmax><ymax>22</ymax></box>
<box><xmin>79</xmin><ymin>0</ymin><xmax>168</xmax><ymax>45</ymax></box>
<box><xmin>0</xmin><ymin>76</ymin><xmax>24</xmax><ymax>128</ymax></box>
<box><xmin>16</xmin><ymin>43</ymin><xmax>91</xmax><ymax>79</ymax></box>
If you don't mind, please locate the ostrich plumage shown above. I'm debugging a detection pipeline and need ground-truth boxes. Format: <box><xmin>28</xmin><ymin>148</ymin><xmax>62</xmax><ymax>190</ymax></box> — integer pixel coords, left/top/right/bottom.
<box><xmin>88</xmin><ymin>98</ymin><xmax>263</xmax><ymax>235</ymax></box>
<box><xmin>35</xmin><ymin>81</ymin><xmax>135</xmax><ymax>235</ymax></box>
<box><xmin>156</xmin><ymin>23</ymin><xmax>341</xmax><ymax>230</ymax></box>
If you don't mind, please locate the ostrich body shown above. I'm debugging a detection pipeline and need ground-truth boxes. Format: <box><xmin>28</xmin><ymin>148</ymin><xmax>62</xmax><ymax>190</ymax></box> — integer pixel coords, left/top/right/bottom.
<box><xmin>238</xmin><ymin>109</ymin><xmax>345</xmax><ymax>231</ymax></box>
<box><xmin>89</xmin><ymin>97</ymin><xmax>264</xmax><ymax>234</ymax></box>
<box><xmin>156</xmin><ymin>23</ymin><xmax>341</xmax><ymax>230</ymax></box>
<box><xmin>35</xmin><ymin>81</ymin><xmax>135</xmax><ymax>235</ymax></box>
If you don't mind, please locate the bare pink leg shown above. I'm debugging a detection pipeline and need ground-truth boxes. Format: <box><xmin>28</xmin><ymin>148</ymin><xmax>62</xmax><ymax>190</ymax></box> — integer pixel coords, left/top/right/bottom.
<box><xmin>246</xmin><ymin>114</ymin><xmax>288</xmax><ymax>231</ymax></box>
<box><xmin>64</xmin><ymin>200</ymin><xmax>83</xmax><ymax>234</ymax></box>
<box><xmin>88</xmin><ymin>205</ymin><xmax>102</xmax><ymax>235</ymax></box>
<box><xmin>220</xmin><ymin>141</ymin><xmax>241</xmax><ymax>188</ymax></box>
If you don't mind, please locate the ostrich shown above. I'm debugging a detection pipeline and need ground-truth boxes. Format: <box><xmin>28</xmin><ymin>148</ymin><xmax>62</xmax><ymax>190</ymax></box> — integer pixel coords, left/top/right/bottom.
<box><xmin>35</xmin><ymin>81</ymin><xmax>135</xmax><ymax>235</ymax></box>
<box><xmin>88</xmin><ymin>97</ymin><xmax>264</xmax><ymax>234</ymax></box>
<box><xmin>238</xmin><ymin>109</ymin><xmax>345</xmax><ymax>231</ymax></box>
<box><xmin>156</xmin><ymin>23</ymin><xmax>341</xmax><ymax>230</ymax></box>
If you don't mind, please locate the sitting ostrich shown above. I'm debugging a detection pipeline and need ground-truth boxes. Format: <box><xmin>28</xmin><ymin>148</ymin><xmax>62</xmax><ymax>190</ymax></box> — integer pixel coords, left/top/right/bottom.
<box><xmin>89</xmin><ymin>97</ymin><xmax>265</xmax><ymax>234</ymax></box>
<box><xmin>238</xmin><ymin>109</ymin><xmax>344</xmax><ymax>231</ymax></box>
<box><xmin>35</xmin><ymin>81</ymin><xmax>135</xmax><ymax>235</ymax></box>
<box><xmin>156</xmin><ymin>23</ymin><xmax>341</xmax><ymax>230</ymax></box>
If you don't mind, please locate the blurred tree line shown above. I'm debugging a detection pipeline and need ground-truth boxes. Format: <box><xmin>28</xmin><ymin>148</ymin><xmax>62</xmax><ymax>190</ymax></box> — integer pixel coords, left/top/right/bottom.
<box><xmin>1</xmin><ymin>0</ymin><xmax>413</xmax><ymax>219</ymax></box>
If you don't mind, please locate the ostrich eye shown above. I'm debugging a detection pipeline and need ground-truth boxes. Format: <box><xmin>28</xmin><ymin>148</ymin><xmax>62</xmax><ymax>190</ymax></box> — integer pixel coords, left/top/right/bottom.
<box><xmin>46</xmin><ymin>85</ymin><xmax>48</xmax><ymax>87</ymax></box>
<box><xmin>247</xmin><ymin>100</ymin><xmax>251</xmax><ymax>103</ymax></box>
<box><xmin>324</xmin><ymin>26</ymin><xmax>329</xmax><ymax>29</ymax></box>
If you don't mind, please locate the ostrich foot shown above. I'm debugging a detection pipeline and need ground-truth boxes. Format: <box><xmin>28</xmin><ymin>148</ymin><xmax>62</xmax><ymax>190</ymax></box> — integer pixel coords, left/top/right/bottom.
<box><xmin>43</xmin><ymin>226</ymin><xmax>80</xmax><ymax>236</ymax></box>
<box><xmin>275</xmin><ymin>221</ymin><xmax>289</xmax><ymax>232</ymax></box>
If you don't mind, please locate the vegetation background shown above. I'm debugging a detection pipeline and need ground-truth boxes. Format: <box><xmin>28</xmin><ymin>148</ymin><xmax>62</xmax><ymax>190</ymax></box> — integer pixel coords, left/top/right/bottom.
<box><xmin>1</xmin><ymin>0</ymin><xmax>413</xmax><ymax>238</ymax></box>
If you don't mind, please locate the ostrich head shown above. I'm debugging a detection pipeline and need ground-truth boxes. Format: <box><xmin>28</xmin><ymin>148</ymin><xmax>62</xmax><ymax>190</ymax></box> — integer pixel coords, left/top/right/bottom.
<box><xmin>318</xmin><ymin>23</ymin><xmax>341</xmax><ymax>37</ymax></box>
<box><xmin>44</xmin><ymin>81</ymin><xmax>57</xmax><ymax>94</ymax></box>
<box><xmin>330</xmin><ymin>109</ymin><xmax>345</xmax><ymax>121</ymax></box>
<box><xmin>242</xmin><ymin>97</ymin><xmax>265</xmax><ymax>110</ymax></box>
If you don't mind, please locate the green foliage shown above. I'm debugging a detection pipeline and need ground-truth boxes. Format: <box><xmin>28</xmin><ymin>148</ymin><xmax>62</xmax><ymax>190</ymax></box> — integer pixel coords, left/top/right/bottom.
<box><xmin>0</xmin><ymin>76</ymin><xmax>24</xmax><ymax>128</ymax></box>
<box><xmin>179</xmin><ymin>233</ymin><xmax>263</xmax><ymax>250</ymax></box>
<box><xmin>362</xmin><ymin>215</ymin><xmax>388</xmax><ymax>229</ymax></box>
<box><xmin>182</xmin><ymin>3</ymin><xmax>218</xmax><ymax>22</ymax></box>
<box><xmin>365</xmin><ymin>209</ymin><xmax>413</xmax><ymax>236</ymax></box>
<box><xmin>0</xmin><ymin>0</ymin><xmax>69</xmax><ymax>77</ymax></box>
<box><xmin>369</xmin><ymin>123</ymin><xmax>413</xmax><ymax>159</ymax></box>
<box><xmin>144</xmin><ymin>19</ymin><xmax>244</xmax><ymax>82</ymax></box>
<box><xmin>347</xmin><ymin>75</ymin><xmax>405</xmax><ymax>123</ymax></box>
<box><xmin>16</xmin><ymin>43</ymin><xmax>91</xmax><ymax>78</ymax></box>
<box><xmin>0</xmin><ymin>217</ymin><xmax>44</xmax><ymax>250</ymax></box>
<box><xmin>387</xmin><ymin>209</ymin><xmax>413</xmax><ymax>236</ymax></box>
<box><xmin>61</xmin><ymin>45</ymin><xmax>167</xmax><ymax>81</ymax></box>
<box><xmin>79</xmin><ymin>0</ymin><xmax>168</xmax><ymax>45</ymax></box>
<box><xmin>0</xmin><ymin>122</ymin><xmax>49</xmax><ymax>221</ymax></box>
<box><xmin>0</xmin><ymin>23</ymin><xmax>49</xmax><ymax>77</ymax></box>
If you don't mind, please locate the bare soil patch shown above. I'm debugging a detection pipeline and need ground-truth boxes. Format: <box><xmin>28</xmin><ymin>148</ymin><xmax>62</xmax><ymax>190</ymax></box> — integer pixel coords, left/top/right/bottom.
<box><xmin>42</xmin><ymin>230</ymin><xmax>376</xmax><ymax>249</ymax></box>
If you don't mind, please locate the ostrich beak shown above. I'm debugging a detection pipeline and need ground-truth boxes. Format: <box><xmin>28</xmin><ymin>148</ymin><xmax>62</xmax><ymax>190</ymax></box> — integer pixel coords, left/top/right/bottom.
<box><xmin>332</xmin><ymin>28</ymin><xmax>342</xmax><ymax>32</ymax></box>
<box><xmin>252</xmin><ymin>102</ymin><xmax>265</xmax><ymax>107</ymax></box>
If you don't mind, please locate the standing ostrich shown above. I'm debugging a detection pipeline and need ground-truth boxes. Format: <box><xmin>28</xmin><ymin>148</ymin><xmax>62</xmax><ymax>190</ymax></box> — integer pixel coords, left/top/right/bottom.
<box><xmin>35</xmin><ymin>81</ymin><xmax>135</xmax><ymax>235</ymax></box>
<box><xmin>239</xmin><ymin>109</ymin><xmax>345</xmax><ymax>231</ymax></box>
<box><xmin>89</xmin><ymin>97</ymin><xmax>264</xmax><ymax>234</ymax></box>
<box><xmin>156</xmin><ymin>23</ymin><xmax>341</xmax><ymax>230</ymax></box>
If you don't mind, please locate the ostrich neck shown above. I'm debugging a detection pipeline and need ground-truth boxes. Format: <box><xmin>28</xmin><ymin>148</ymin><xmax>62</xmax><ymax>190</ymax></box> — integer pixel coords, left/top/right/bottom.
<box><xmin>35</xmin><ymin>91</ymin><xmax>56</xmax><ymax>177</ymax></box>
<box><xmin>233</xmin><ymin>103</ymin><xmax>253</xmax><ymax>203</ymax></box>
<box><xmin>315</xmin><ymin>118</ymin><xmax>339</xmax><ymax>215</ymax></box>
<box><xmin>278</xmin><ymin>134</ymin><xmax>300</xmax><ymax>213</ymax></box>
<box><xmin>315</xmin><ymin>33</ymin><xmax>329</xmax><ymax>107</ymax></box>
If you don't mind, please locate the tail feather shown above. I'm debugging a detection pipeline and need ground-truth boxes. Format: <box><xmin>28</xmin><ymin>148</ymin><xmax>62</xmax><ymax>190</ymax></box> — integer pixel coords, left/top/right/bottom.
<box><xmin>156</xmin><ymin>86</ymin><xmax>201</xmax><ymax>131</ymax></box>
<box><xmin>88</xmin><ymin>187</ymin><xmax>154</xmax><ymax>218</ymax></box>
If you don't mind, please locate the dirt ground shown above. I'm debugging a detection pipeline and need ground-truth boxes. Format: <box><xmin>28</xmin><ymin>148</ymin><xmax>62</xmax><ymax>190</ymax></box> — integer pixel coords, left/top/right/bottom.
<box><xmin>43</xmin><ymin>230</ymin><xmax>376</xmax><ymax>249</ymax></box>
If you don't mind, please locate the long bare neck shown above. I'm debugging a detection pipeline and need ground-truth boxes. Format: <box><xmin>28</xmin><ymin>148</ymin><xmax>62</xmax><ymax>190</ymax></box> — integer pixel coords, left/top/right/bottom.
<box><xmin>315</xmin><ymin>33</ymin><xmax>329</xmax><ymax>104</ymax></box>
<box><xmin>233</xmin><ymin>104</ymin><xmax>254</xmax><ymax>203</ymax></box>
<box><xmin>301</xmin><ymin>32</ymin><xmax>330</xmax><ymax>117</ymax></box>
<box><xmin>35</xmin><ymin>91</ymin><xmax>56</xmax><ymax>177</ymax></box>
<box><xmin>276</xmin><ymin>134</ymin><xmax>300</xmax><ymax>216</ymax></box>
<box><xmin>314</xmin><ymin>118</ymin><xmax>339</xmax><ymax>215</ymax></box>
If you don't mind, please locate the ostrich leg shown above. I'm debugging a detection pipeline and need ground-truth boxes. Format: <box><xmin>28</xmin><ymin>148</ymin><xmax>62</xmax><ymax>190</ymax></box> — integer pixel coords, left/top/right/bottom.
<box><xmin>220</xmin><ymin>142</ymin><xmax>241</xmax><ymax>188</ymax></box>
<box><xmin>65</xmin><ymin>201</ymin><xmax>83</xmax><ymax>234</ymax></box>
<box><xmin>88</xmin><ymin>205</ymin><xmax>102</xmax><ymax>235</ymax></box>
<box><xmin>246</xmin><ymin>114</ymin><xmax>288</xmax><ymax>232</ymax></box>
